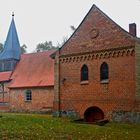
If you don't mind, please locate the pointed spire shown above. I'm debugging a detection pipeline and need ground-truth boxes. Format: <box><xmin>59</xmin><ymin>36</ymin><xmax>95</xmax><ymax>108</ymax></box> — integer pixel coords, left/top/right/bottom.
<box><xmin>0</xmin><ymin>14</ymin><xmax>21</xmax><ymax>60</ymax></box>
<box><xmin>12</xmin><ymin>12</ymin><xmax>14</xmax><ymax>17</ymax></box>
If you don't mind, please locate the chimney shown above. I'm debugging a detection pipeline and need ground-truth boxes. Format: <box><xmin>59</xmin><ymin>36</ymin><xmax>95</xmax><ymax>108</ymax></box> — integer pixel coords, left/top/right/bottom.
<box><xmin>129</xmin><ymin>23</ymin><xmax>137</xmax><ymax>37</ymax></box>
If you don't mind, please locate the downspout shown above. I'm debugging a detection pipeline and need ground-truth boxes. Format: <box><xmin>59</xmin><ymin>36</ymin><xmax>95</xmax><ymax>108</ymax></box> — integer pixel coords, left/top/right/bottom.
<box><xmin>58</xmin><ymin>48</ymin><xmax>61</xmax><ymax>117</ymax></box>
<box><xmin>53</xmin><ymin>48</ymin><xmax>61</xmax><ymax>117</ymax></box>
<box><xmin>135</xmin><ymin>42</ymin><xmax>140</xmax><ymax>105</ymax></box>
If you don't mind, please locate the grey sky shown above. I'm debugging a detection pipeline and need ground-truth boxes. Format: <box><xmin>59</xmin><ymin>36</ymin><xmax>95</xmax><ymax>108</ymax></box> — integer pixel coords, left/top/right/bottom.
<box><xmin>0</xmin><ymin>0</ymin><xmax>140</xmax><ymax>52</ymax></box>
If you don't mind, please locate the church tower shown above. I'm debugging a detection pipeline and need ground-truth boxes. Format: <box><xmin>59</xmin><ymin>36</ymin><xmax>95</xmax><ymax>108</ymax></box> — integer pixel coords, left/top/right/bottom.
<box><xmin>0</xmin><ymin>13</ymin><xmax>21</xmax><ymax>72</ymax></box>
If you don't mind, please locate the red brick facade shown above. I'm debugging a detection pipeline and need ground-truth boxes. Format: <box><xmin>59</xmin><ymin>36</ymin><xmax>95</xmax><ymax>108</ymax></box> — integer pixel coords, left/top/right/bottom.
<box><xmin>54</xmin><ymin>5</ymin><xmax>140</xmax><ymax>122</ymax></box>
<box><xmin>57</xmin><ymin>53</ymin><xmax>135</xmax><ymax>118</ymax></box>
<box><xmin>0</xmin><ymin>51</ymin><xmax>55</xmax><ymax>112</ymax></box>
<box><xmin>9</xmin><ymin>87</ymin><xmax>54</xmax><ymax>112</ymax></box>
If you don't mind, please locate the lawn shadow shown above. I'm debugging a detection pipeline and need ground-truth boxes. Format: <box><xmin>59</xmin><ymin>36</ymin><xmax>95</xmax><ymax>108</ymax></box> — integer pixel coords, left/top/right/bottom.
<box><xmin>72</xmin><ymin>118</ymin><xmax>109</xmax><ymax>126</ymax></box>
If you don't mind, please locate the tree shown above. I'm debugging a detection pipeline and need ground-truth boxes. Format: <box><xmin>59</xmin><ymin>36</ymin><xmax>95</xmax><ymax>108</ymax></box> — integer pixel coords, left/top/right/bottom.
<box><xmin>20</xmin><ymin>44</ymin><xmax>27</xmax><ymax>54</ymax></box>
<box><xmin>57</xmin><ymin>36</ymin><xmax>68</xmax><ymax>48</ymax></box>
<box><xmin>36</xmin><ymin>41</ymin><xmax>57</xmax><ymax>52</ymax></box>
<box><xmin>0</xmin><ymin>43</ymin><xmax>3</xmax><ymax>52</ymax></box>
<box><xmin>57</xmin><ymin>26</ymin><xmax>76</xmax><ymax>48</ymax></box>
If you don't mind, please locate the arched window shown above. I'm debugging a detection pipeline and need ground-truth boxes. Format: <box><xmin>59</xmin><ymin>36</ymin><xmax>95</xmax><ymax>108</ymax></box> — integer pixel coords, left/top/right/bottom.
<box><xmin>100</xmin><ymin>62</ymin><xmax>109</xmax><ymax>81</ymax></box>
<box><xmin>81</xmin><ymin>64</ymin><xmax>88</xmax><ymax>81</ymax></box>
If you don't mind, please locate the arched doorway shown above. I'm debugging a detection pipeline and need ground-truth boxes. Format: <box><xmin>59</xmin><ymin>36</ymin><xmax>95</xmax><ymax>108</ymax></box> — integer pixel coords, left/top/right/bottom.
<box><xmin>84</xmin><ymin>106</ymin><xmax>104</xmax><ymax>122</ymax></box>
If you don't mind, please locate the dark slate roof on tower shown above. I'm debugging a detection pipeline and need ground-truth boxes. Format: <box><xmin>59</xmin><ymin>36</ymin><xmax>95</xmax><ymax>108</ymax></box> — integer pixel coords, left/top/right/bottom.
<box><xmin>0</xmin><ymin>14</ymin><xmax>21</xmax><ymax>60</ymax></box>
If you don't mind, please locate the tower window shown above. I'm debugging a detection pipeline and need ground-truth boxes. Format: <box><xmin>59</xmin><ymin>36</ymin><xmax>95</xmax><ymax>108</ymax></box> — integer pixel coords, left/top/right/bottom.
<box><xmin>4</xmin><ymin>61</ymin><xmax>12</xmax><ymax>71</ymax></box>
<box><xmin>0</xmin><ymin>63</ymin><xmax>3</xmax><ymax>72</ymax></box>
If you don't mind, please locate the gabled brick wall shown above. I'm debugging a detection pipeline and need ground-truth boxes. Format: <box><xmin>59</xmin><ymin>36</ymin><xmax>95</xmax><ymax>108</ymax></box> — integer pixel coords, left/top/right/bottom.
<box><xmin>60</xmin><ymin>5</ymin><xmax>135</xmax><ymax>56</ymax></box>
<box><xmin>54</xmin><ymin>5</ymin><xmax>140</xmax><ymax>122</ymax></box>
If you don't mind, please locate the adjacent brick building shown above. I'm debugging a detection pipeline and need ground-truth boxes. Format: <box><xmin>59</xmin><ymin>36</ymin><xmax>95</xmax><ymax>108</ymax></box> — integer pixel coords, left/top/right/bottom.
<box><xmin>0</xmin><ymin>14</ymin><xmax>55</xmax><ymax>112</ymax></box>
<box><xmin>53</xmin><ymin>5</ymin><xmax>140</xmax><ymax>123</ymax></box>
<box><xmin>8</xmin><ymin>51</ymin><xmax>55</xmax><ymax>112</ymax></box>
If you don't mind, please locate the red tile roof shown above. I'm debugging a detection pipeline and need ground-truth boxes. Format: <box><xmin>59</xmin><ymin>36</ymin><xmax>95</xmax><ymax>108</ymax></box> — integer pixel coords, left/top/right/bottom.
<box><xmin>0</xmin><ymin>71</ymin><xmax>12</xmax><ymax>82</ymax></box>
<box><xmin>9</xmin><ymin>50</ymin><xmax>55</xmax><ymax>88</ymax></box>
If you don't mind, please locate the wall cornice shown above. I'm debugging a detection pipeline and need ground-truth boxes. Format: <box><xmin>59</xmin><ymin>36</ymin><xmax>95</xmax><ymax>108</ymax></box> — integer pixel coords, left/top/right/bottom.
<box><xmin>60</xmin><ymin>46</ymin><xmax>135</xmax><ymax>63</ymax></box>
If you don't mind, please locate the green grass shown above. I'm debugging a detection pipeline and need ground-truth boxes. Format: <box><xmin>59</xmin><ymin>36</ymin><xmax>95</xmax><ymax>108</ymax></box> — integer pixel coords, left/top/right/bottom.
<box><xmin>0</xmin><ymin>113</ymin><xmax>139</xmax><ymax>140</ymax></box>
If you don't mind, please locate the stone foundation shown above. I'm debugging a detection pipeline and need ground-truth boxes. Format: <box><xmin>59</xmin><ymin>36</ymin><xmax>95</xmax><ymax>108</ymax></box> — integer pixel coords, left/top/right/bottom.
<box><xmin>112</xmin><ymin>111</ymin><xmax>140</xmax><ymax>123</ymax></box>
<box><xmin>53</xmin><ymin>110</ymin><xmax>79</xmax><ymax>118</ymax></box>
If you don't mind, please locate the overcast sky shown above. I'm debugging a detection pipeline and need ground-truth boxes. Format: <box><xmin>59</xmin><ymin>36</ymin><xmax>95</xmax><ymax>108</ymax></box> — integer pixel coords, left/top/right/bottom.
<box><xmin>0</xmin><ymin>0</ymin><xmax>140</xmax><ymax>52</ymax></box>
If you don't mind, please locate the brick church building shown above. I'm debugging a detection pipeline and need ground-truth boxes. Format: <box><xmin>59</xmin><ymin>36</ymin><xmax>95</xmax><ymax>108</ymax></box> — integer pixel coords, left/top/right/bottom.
<box><xmin>53</xmin><ymin>5</ymin><xmax>140</xmax><ymax>123</ymax></box>
<box><xmin>0</xmin><ymin>4</ymin><xmax>140</xmax><ymax>123</ymax></box>
<box><xmin>0</xmin><ymin>14</ymin><xmax>55</xmax><ymax>112</ymax></box>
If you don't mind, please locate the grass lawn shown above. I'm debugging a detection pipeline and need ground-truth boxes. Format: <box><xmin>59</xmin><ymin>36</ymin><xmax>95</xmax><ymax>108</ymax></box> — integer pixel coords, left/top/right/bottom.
<box><xmin>0</xmin><ymin>113</ymin><xmax>139</xmax><ymax>140</ymax></box>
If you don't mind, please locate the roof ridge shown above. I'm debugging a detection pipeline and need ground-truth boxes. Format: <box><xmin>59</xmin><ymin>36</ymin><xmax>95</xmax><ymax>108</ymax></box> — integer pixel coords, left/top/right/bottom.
<box><xmin>22</xmin><ymin>49</ymin><xmax>57</xmax><ymax>56</ymax></box>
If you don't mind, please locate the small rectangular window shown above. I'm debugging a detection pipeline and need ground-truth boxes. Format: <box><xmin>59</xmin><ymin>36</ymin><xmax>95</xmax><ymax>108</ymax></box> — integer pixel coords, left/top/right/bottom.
<box><xmin>25</xmin><ymin>89</ymin><xmax>32</xmax><ymax>101</ymax></box>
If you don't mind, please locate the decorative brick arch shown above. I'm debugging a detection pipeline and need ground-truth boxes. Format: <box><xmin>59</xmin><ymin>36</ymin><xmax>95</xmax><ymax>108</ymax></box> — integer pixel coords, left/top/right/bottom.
<box><xmin>84</xmin><ymin>106</ymin><xmax>104</xmax><ymax>122</ymax></box>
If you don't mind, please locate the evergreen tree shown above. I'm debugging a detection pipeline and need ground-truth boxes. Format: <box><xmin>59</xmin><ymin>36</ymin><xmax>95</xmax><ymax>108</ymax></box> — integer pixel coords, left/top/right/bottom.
<box><xmin>20</xmin><ymin>44</ymin><xmax>27</xmax><ymax>54</ymax></box>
